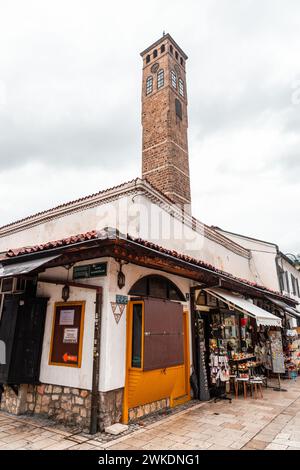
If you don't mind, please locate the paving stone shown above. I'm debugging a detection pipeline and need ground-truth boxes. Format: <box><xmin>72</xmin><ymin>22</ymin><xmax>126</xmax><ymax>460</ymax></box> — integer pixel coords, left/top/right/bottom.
<box><xmin>105</xmin><ymin>423</ymin><xmax>128</xmax><ymax>435</ymax></box>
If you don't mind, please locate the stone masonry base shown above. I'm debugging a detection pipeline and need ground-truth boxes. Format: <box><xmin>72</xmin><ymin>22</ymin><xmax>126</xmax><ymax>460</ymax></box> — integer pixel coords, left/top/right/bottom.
<box><xmin>0</xmin><ymin>384</ymin><xmax>124</xmax><ymax>432</ymax></box>
<box><xmin>128</xmin><ymin>398</ymin><xmax>170</xmax><ymax>422</ymax></box>
<box><xmin>1</xmin><ymin>384</ymin><xmax>171</xmax><ymax>430</ymax></box>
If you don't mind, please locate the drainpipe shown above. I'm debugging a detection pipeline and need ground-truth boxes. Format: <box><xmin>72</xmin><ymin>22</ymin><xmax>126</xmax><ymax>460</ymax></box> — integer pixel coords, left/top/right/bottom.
<box><xmin>275</xmin><ymin>245</ymin><xmax>283</xmax><ymax>294</ymax></box>
<box><xmin>90</xmin><ymin>287</ymin><xmax>103</xmax><ymax>435</ymax></box>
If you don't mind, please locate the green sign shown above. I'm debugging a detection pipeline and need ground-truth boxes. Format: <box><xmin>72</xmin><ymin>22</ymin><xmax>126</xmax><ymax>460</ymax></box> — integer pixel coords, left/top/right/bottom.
<box><xmin>116</xmin><ymin>295</ymin><xmax>128</xmax><ymax>305</ymax></box>
<box><xmin>73</xmin><ymin>262</ymin><xmax>107</xmax><ymax>280</ymax></box>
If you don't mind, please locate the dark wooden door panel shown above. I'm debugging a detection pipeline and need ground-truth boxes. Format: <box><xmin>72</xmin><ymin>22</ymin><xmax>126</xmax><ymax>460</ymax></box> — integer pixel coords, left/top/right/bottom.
<box><xmin>143</xmin><ymin>298</ymin><xmax>184</xmax><ymax>371</ymax></box>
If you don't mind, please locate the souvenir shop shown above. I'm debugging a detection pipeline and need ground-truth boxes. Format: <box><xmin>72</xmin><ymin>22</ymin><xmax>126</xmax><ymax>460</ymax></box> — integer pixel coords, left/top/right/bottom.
<box><xmin>194</xmin><ymin>287</ymin><xmax>287</xmax><ymax>400</ymax></box>
<box><xmin>259</xmin><ymin>297</ymin><xmax>300</xmax><ymax>380</ymax></box>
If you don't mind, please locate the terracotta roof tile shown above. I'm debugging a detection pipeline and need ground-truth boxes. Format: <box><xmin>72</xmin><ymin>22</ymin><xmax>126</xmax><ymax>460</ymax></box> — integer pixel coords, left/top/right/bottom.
<box><xmin>4</xmin><ymin>228</ymin><xmax>292</xmax><ymax>302</ymax></box>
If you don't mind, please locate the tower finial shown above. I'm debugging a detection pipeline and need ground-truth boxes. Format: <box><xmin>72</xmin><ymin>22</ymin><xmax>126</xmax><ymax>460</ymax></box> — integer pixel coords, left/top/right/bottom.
<box><xmin>163</xmin><ymin>30</ymin><xmax>166</xmax><ymax>36</ymax></box>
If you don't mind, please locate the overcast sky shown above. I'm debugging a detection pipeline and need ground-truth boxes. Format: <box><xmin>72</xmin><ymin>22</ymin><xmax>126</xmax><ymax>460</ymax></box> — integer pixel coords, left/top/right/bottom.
<box><xmin>0</xmin><ymin>0</ymin><xmax>299</xmax><ymax>254</ymax></box>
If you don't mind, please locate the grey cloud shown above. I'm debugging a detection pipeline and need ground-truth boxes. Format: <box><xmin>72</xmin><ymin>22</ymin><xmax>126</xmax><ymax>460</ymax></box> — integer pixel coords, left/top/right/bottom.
<box><xmin>0</xmin><ymin>0</ymin><xmax>299</xmax><ymax>253</ymax></box>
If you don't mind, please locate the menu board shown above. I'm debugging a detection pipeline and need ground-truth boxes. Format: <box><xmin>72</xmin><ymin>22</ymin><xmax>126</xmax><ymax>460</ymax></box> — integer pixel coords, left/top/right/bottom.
<box><xmin>49</xmin><ymin>302</ymin><xmax>85</xmax><ymax>367</ymax></box>
<box><xmin>269</xmin><ymin>330</ymin><xmax>285</xmax><ymax>374</ymax></box>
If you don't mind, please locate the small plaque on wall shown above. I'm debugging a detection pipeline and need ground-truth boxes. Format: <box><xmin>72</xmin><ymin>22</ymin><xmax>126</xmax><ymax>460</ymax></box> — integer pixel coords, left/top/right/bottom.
<box><xmin>49</xmin><ymin>302</ymin><xmax>85</xmax><ymax>367</ymax></box>
<box><xmin>73</xmin><ymin>262</ymin><xmax>107</xmax><ymax>280</ymax></box>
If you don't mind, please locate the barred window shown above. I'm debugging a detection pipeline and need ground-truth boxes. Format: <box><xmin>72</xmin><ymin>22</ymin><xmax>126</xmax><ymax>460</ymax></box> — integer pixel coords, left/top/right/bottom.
<box><xmin>171</xmin><ymin>70</ymin><xmax>177</xmax><ymax>89</ymax></box>
<box><xmin>178</xmin><ymin>78</ymin><xmax>184</xmax><ymax>97</ymax></box>
<box><xmin>157</xmin><ymin>69</ymin><xmax>164</xmax><ymax>89</ymax></box>
<box><xmin>146</xmin><ymin>76</ymin><xmax>153</xmax><ymax>95</ymax></box>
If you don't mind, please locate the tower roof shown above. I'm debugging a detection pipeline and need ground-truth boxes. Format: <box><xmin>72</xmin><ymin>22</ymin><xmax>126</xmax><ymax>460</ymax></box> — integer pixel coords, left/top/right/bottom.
<box><xmin>140</xmin><ymin>33</ymin><xmax>188</xmax><ymax>60</ymax></box>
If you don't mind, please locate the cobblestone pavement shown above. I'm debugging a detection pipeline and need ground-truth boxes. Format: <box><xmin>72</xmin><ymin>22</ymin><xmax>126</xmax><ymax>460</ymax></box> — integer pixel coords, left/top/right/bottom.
<box><xmin>1</xmin><ymin>378</ymin><xmax>300</xmax><ymax>450</ymax></box>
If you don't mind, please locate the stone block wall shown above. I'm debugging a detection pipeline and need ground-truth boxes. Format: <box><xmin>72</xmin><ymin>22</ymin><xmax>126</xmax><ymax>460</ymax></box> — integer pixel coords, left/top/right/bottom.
<box><xmin>99</xmin><ymin>388</ymin><xmax>124</xmax><ymax>431</ymax></box>
<box><xmin>25</xmin><ymin>384</ymin><xmax>92</xmax><ymax>430</ymax></box>
<box><xmin>0</xmin><ymin>383</ymin><xmax>124</xmax><ymax>432</ymax></box>
<box><xmin>0</xmin><ymin>384</ymin><xmax>28</xmax><ymax>415</ymax></box>
<box><xmin>128</xmin><ymin>397</ymin><xmax>170</xmax><ymax>422</ymax></box>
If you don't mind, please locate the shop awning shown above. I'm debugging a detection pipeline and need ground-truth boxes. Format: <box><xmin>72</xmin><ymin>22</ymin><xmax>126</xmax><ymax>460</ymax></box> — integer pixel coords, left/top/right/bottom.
<box><xmin>0</xmin><ymin>255</ymin><xmax>59</xmax><ymax>278</ymax></box>
<box><xmin>205</xmin><ymin>287</ymin><xmax>282</xmax><ymax>327</ymax></box>
<box><xmin>265</xmin><ymin>296</ymin><xmax>300</xmax><ymax>319</ymax></box>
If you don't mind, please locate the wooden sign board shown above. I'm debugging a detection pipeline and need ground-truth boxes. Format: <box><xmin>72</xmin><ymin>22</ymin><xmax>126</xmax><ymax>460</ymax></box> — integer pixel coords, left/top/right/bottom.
<box><xmin>49</xmin><ymin>302</ymin><xmax>85</xmax><ymax>367</ymax></box>
<box><xmin>73</xmin><ymin>262</ymin><xmax>107</xmax><ymax>280</ymax></box>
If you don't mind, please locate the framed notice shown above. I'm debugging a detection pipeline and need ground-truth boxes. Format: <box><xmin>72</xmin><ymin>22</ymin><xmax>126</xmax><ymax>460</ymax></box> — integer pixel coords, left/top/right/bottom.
<box><xmin>49</xmin><ymin>302</ymin><xmax>85</xmax><ymax>368</ymax></box>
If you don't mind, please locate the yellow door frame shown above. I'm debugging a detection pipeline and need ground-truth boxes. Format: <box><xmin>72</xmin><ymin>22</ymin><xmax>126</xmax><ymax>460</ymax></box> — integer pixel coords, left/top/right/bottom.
<box><xmin>123</xmin><ymin>300</ymin><xmax>144</xmax><ymax>423</ymax></box>
<box><xmin>123</xmin><ymin>300</ymin><xmax>191</xmax><ymax>424</ymax></box>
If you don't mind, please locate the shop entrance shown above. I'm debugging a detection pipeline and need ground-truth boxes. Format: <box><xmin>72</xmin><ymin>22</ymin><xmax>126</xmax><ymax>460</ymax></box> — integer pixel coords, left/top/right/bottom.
<box><xmin>123</xmin><ymin>276</ymin><xmax>190</xmax><ymax>423</ymax></box>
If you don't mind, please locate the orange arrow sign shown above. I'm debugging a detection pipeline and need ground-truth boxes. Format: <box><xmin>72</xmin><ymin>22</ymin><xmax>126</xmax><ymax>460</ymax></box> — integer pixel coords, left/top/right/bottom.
<box><xmin>63</xmin><ymin>353</ymin><xmax>78</xmax><ymax>363</ymax></box>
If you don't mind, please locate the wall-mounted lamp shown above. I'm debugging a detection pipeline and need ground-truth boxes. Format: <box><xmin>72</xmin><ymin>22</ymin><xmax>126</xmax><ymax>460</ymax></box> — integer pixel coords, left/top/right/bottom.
<box><xmin>61</xmin><ymin>263</ymin><xmax>73</xmax><ymax>302</ymax></box>
<box><xmin>62</xmin><ymin>284</ymin><xmax>70</xmax><ymax>302</ymax></box>
<box><xmin>117</xmin><ymin>260</ymin><xmax>128</xmax><ymax>290</ymax></box>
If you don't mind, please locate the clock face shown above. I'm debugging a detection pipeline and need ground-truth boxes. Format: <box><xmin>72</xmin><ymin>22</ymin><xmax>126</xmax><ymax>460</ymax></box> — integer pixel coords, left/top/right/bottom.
<box><xmin>151</xmin><ymin>63</ymin><xmax>159</xmax><ymax>73</ymax></box>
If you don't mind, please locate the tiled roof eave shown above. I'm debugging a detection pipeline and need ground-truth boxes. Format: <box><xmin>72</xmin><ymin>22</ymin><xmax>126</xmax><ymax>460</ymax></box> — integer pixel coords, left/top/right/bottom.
<box><xmin>2</xmin><ymin>228</ymin><xmax>295</xmax><ymax>305</ymax></box>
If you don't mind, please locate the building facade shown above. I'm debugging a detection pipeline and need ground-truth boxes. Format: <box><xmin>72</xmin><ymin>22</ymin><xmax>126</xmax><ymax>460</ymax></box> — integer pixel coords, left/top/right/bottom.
<box><xmin>0</xmin><ymin>34</ymin><xmax>298</xmax><ymax>433</ymax></box>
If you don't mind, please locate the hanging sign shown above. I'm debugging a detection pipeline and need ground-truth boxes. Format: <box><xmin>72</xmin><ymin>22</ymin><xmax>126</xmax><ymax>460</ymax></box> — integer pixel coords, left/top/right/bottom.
<box><xmin>73</xmin><ymin>262</ymin><xmax>107</xmax><ymax>280</ymax></box>
<box><xmin>269</xmin><ymin>330</ymin><xmax>285</xmax><ymax>374</ymax></box>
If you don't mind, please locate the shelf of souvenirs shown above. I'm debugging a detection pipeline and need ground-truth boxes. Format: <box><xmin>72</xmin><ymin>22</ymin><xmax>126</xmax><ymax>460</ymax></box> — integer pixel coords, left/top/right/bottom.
<box><xmin>229</xmin><ymin>353</ymin><xmax>256</xmax><ymax>362</ymax></box>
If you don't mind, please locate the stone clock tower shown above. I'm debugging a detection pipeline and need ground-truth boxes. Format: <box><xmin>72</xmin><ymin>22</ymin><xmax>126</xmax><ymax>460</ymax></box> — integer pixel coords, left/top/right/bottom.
<box><xmin>140</xmin><ymin>34</ymin><xmax>191</xmax><ymax>209</ymax></box>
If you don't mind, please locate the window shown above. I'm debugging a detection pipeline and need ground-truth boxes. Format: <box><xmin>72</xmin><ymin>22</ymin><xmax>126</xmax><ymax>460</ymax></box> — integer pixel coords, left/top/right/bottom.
<box><xmin>283</xmin><ymin>271</ymin><xmax>290</xmax><ymax>293</ymax></box>
<box><xmin>180</xmin><ymin>57</ymin><xmax>184</xmax><ymax>66</ymax></box>
<box><xmin>161</xmin><ymin>44</ymin><xmax>165</xmax><ymax>53</ymax></box>
<box><xmin>171</xmin><ymin>70</ymin><xmax>177</xmax><ymax>89</ymax></box>
<box><xmin>157</xmin><ymin>69</ymin><xmax>164</xmax><ymax>89</ymax></box>
<box><xmin>178</xmin><ymin>78</ymin><xmax>184</xmax><ymax>97</ymax></box>
<box><xmin>175</xmin><ymin>51</ymin><xmax>179</xmax><ymax>60</ymax></box>
<box><xmin>153</xmin><ymin>49</ymin><xmax>158</xmax><ymax>58</ymax></box>
<box><xmin>146</xmin><ymin>76</ymin><xmax>153</xmax><ymax>95</ymax></box>
<box><xmin>175</xmin><ymin>98</ymin><xmax>182</xmax><ymax>120</ymax></box>
<box><xmin>1</xmin><ymin>278</ymin><xmax>13</xmax><ymax>293</ymax></box>
<box><xmin>279</xmin><ymin>267</ymin><xmax>285</xmax><ymax>292</ymax></box>
<box><xmin>296</xmin><ymin>279</ymin><xmax>300</xmax><ymax>298</ymax></box>
<box><xmin>170</xmin><ymin>45</ymin><xmax>173</xmax><ymax>55</ymax></box>
<box><xmin>291</xmin><ymin>275</ymin><xmax>300</xmax><ymax>297</ymax></box>
<box><xmin>131</xmin><ymin>303</ymin><xmax>143</xmax><ymax>368</ymax></box>
<box><xmin>146</xmin><ymin>54</ymin><xmax>150</xmax><ymax>64</ymax></box>
<box><xmin>129</xmin><ymin>275</ymin><xmax>185</xmax><ymax>301</ymax></box>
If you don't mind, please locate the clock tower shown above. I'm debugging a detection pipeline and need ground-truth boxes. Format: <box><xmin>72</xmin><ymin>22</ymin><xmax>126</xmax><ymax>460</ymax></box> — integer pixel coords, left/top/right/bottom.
<box><xmin>140</xmin><ymin>34</ymin><xmax>191</xmax><ymax>210</ymax></box>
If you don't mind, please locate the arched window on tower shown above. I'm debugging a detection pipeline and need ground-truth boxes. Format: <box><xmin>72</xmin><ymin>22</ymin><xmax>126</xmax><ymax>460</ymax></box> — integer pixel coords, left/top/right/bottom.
<box><xmin>170</xmin><ymin>45</ymin><xmax>173</xmax><ymax>55</ymax></box>
<box><xmin>178</xmin><ymin>78</ymin><xmax>184</xmax><ymax>97</ymax></box>
<box><xmin>153</xmin><ymin>49</ymin><xmax>158</xmax><ymax>59</ymax></box>
<box><xmin>160</xmin><ymin>44</ymin><xmax>165</xmax><ymax>53</ymax></box>
<box><xmin>157</xmin><ymin>69</ymin><xmax>164</xmax><ymax>89</ymax></box>
<box><xmin>146</xmin><ymin>76</ymin><xmax>153</xmax><ymax>95</ymax></box>
<box><xmin>171</xmin><ymin>70</ymin><xmax>177</xmax><ymax>89</ymax></box>
<box><xmin>146</xmin><ymin>54</ymin><xmax>150</xmax><ymax>64</ymax></box>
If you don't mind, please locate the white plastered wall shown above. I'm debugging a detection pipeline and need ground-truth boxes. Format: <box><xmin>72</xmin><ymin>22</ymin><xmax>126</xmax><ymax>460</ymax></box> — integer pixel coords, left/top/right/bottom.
<box><xmin>1</xmin><ymin>193</ymin><xmax>254</xmax><ymax>283</ymax></box>
<box><xmin>37</xmin><ymin>257</ymin><xmax>193</xmax><ymax>393</ymax></box>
